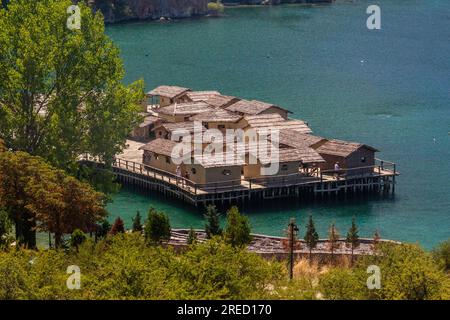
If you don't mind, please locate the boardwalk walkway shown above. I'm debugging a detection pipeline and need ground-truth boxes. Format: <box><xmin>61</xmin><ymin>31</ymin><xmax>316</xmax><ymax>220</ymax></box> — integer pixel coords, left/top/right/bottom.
<box><xmin>85</xmin><ymin>139</ymin><xmax>398</xmax><ymax>206</ymax></box>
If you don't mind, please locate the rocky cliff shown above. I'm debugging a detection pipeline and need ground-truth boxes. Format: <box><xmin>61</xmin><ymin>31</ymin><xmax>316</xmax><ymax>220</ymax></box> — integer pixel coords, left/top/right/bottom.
<box><xmin>91</xmin><ymin>0</ymin><xmax>333</xmax><ymax>23</ymax></box>
<box><xmin>222</xmin><ymin>0</ymin><xmax>333</xmax><ymax>5</ymax></box>
<box><xmin>92</xmin><ymin>0</ymin><xmax>209</xmax><ymax>23</ymax></box>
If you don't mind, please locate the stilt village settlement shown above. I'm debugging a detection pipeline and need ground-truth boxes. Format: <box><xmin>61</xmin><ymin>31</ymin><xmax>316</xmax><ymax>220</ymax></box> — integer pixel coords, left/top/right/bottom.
<box><xmin>97</xmin><ymin>85</ymin><xmax>398</xmax><ymax>206</ymax></box>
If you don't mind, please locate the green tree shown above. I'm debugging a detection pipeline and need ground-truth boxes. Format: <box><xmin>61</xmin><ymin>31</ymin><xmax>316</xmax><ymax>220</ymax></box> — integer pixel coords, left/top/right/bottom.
<box><xmin>304</xmin><ymin>215</ymin><xmax>319</xmax><ymax>262</ymax></box>
<box><xmin>187</xmin><ymin>227</ymin><xmax>197</xmax><ymax>245</ymax></box>
<box><xmin>319</xmin><ymin>267</ymin><xmax>365</xmax><ymax>300</ymax></box>
<box><xmin>0</xmin><ymin>209</ymin><xmax>12</xmax><ymax>247</ymax></box>
<box><xmin>0</xmin><ymin>151</ymin><xmax>43</xmax><ymax>247</ymax></box>
<box><xmin>358</xmin><ymin>243</ymin><xmax>449</xmax><ymax>300</ymax></box>
<box><xmin>346</xmin><ymin>217</ymin><xmax>360</xmax><ymax>263</ymax></box>
<box><xmin>26</xmin><ymin>168</ymin><xmax>108</xmax><ymax>248</ymax></box>
<box><xmin>0</xmin><ymin>0</ymin><xmax>144</xmax><ymax>183</ymax></box>
<box><xmin>204</xmin><ymin>204</ymin><xmax>222</xmax><ymax>238</ymax></box>
<box><xmin>95</xmin><ymin>219</ymin><xmax>111</xmax><ymax>239</ymax></box>
<box><xmin>224</xmin><ymin>206</ymin><xmax>251</xmax><ymax>248</ymax></box>
<box><xmin>144</xmin><ymin>208</ymin><xmax>171</xmax><ymax>245</ymax></box>
<box><xmin>70</xmin><ymin>229</ymin><xmax>87</xmax><ymax>251</ymax></box>
<box><xmin>132</xmin><ymin>211</ymin><xmax>143</xmax><ymax>233</ymax></box>
<box><xmin>328</xmin><ymin>223</ymin><xmax>340</xmax><ymax>262</ymax></box>
<box><xmin>432</xmin><ymin>239</ymin><xmax>450</xmax><ymax>271</ymax></box>
<box><xmin>373</xmin><ymin>229</ymin><xmax>381</xmax><ymax>251</ymax></box>
<box><xmin>0</xmin><ymin>149</ymin><xmax>106</xmax><ymax>248</ymax></box>
<box><xmin>109</xmin><ymin>217</ymin><xmax>125</xmax><ymax>236</ymax></box>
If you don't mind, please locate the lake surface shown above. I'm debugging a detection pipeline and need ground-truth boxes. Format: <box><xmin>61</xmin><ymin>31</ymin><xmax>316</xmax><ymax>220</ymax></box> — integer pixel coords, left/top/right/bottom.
<box><xmin>105</xmin><ymin>0</ymin><xmax>450</xmax><ymax>249</ymax></box>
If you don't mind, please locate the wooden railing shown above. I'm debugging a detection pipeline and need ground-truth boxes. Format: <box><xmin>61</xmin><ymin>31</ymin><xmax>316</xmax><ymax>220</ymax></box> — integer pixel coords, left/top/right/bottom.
<box><xmin>320</xmin><ymin>158</ymin><xmax>397</xmax><ymax>182</ymax></box>
<box><xmin>82</xmin><ymin>155</ymin><xmax>397</xmax><ymax>195</ymax></box>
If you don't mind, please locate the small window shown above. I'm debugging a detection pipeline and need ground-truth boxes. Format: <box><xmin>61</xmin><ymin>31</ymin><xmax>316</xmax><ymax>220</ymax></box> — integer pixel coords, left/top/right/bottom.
<box><xmin>184</xmin><ymin>117</ymin><xmax>190</xmax><ymax>121</ymax></box>
<box><xmin>361</xmin><ymin>156</ymin><xmax>366</xmax><ymax>163</ymax></box>
<box><xmin>165</xmin><ymin>156</ymin><xmax>171</xmax><ymax>164</ymax></box>
<box><xmin>281</xmin><ymin>164</ymin><xmax>289</xmax><ymax>171</ymax></box>
<box><xmin>218</xmin><ymin>125</ymin><xmax>226</xmax><ymax>130</ymax></box>
<box><xmin>154</xmin><ymin>154</ymin><xmax>159</xmax><ymax>160</ymax></box>
<box><xmin>191</xmin><ymin>168</ymin><xmax>197</xmax><ymax>175</ymax></box>
<box><xmin>222</xmin><ymin>169</ymin><xmax>232</xmax><ymax>176</ymax></box>
<box><xmin>158</xmin><ymin>131</ymin><xmax>162</xmax><ymax>136</ymax></box>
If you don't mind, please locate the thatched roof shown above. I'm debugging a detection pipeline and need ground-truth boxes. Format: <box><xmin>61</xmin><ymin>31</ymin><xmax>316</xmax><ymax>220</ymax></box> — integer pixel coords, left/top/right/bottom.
<box><xmin>242</xmin><ymin>114</ymin><xmax>312</xmax><ymax>134</ymax></box>
<box><xmin>315</xmin><ymin>139</ymin><xmax>379</xmax><ymax>157</ymax></box>
<box><xmin>147</xmin><ymin>85</ymin><xmax>191</xmax><ymax>99</ymax></box>
<box><xmin>155</xmin><ymin>102</ymin><xmax>215</xmax><ymax>116</ymax></box>
<box><xmin>226</xmin><ymin>99</ymin><xmax>290</xmax><ymax>116</ymax></box>
<box><xmin>190</xmin><ymin>109</ymin><xmax>243</xmax><ymax>123</ymax></box>
<box><xmin>139</xmin><ymin>138</ymin><xmax>191</xmax><ymax>158</ymax></box>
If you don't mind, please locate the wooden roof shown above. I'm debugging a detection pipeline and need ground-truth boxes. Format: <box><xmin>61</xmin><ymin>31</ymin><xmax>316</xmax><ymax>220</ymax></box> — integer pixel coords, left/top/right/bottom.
<box><xmin>226</xmin><ymin>99</ymin><xmax>289</xmax><ymax>116</ymax></box>
<box><xmin>155</xmin><ymin>102</ymin><xmax>215</xmax><ymax>116</ymax></box>
<box><xmin>155</xmin><ymin>121</ymin><xmax>206</xmax><ymax>134</ymax></box>
<box><xmin>275</xmin><ymin>129</ymin><xmax>326</xmax><ymax>148</ymax></box>
<box><xmin>138</xmin><ymin>114</ymin><xmax>162</xmax><ymax>128</ymax></box>
<box><xmin>193</xmin><ymin>152</ymin><xmax>245</xmax><ymax>168</ymax></box>
<box><xmin>234</xmin><ymin>142</ymin><xmax>324</xmax><ymax>164</ymax></box>
<box><xmin>315</xmin><ymin>139</ymin><xmax>379</xmax><ymax>157</ymax></box>
<box><xmin>205</xmin><ymin>95</ymin><xmax>241</xmax><ymax>109</ymax></box>
<box><xmin>242</xmin><ymin>114</ymin><xmax>312</xmax><ymax>134</ymax></box>
<box><xmin>147</xmin><ymin>85</ymin><xmax>191</xmax><ymax>99</ymax></box>
<box><xmin>139</xmin><ymin>138</ymin><xmax>191</xmax><ymax>158</ymax></box>
<box><xmin>190</xmin><ymin>109</ymin><xmax>243</xmax><ymax>123</ymax></box>
<box><xmin>186</xmin><ymin>91</ymin><xmax>221</xmax><ymax>101</ymax></box>
<box><xmin>186</xmin><ymin>91</ymin><xmax>240</xmax><ymax>109</ymax></box>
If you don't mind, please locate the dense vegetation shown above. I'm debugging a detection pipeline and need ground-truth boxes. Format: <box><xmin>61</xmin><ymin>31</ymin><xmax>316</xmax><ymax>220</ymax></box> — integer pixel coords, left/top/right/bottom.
<box><xmin>0</xmin><ymin>0</ymin><xmax>143</xmax><ymax>247</ymax></box>
<box><xmin>0</xmin><ymin>231</ymin><xmax>449</xmax><ymax>300</ymax></box>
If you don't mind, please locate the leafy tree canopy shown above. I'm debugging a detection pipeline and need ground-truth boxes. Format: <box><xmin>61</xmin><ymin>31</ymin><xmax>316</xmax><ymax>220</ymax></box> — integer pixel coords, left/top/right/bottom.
<box><xmin>0</xmin><ymin>0</ymin><xmax>144</xmax><ymax>171</ymax></box>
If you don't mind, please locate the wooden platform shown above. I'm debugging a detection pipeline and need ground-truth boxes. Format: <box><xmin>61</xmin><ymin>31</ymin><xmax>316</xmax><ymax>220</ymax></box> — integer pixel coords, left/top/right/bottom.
<box><xmin>80</xmin><ymin>139</ymin><xmax>400</xmax><ymax>206</ymax></box>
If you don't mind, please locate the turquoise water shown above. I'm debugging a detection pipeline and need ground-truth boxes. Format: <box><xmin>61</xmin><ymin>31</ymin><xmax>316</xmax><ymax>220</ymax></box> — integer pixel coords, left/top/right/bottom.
<box><xmin>105</xmin><ymin>0</ymin><xmax>450</xmax><ymax>249</ymax></box>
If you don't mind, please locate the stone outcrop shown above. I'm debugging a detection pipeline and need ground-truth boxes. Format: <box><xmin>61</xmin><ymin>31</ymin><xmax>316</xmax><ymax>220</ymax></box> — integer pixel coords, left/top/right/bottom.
<box><xmin>91</xmin><ymin>0</ymin><xmax>333</xmax><ymax>23</ymax></box>
<box><xmin>222</xmin><ymin>0</ymin><xmax>333</xmax><ymax>5</ymax></box>
<box><xmin>92</xmin><ymin>0</ymin><xmax>209</xmax><ymax>23</ymax></box>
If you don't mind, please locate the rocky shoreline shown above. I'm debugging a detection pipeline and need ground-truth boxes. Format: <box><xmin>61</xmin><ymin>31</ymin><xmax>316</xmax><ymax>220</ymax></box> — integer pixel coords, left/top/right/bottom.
<box><xmin>169</xmin><ymin>229</ymin><xmax>401</xmax><ymax>262</ymax></box>
<box><xmin>90</xmin><ymin>0</ymin><xmax>334</xmax><ymax>23</ymax></box>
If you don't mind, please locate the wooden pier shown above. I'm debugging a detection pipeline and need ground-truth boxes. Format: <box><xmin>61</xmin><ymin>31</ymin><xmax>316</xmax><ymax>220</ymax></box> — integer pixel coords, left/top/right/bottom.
<box><xmin>100</xmin><ymin>156</ymin><xmax>398</xmax><ymax>207</ymax></box>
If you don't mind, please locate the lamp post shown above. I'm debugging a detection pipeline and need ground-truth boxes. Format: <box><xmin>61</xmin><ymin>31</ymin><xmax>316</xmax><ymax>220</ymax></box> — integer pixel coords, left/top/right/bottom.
<box><xmin>288</xmin><ymin>218</ymin><xmax>299</xmax><ymax>280</ymax></box>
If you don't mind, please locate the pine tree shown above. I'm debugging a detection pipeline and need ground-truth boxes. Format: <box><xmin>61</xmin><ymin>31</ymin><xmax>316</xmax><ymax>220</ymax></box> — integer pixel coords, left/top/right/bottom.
<box><xmin>144</xmin><ymin>208</ymin><xmax>171</xmax><ymax>245</ymax></box>
<box><xmin>328</xmin><ymin>223</ymin><xmax>340</xmax><ymax>263</ymax></box>
<box><xmin>373</xmin><ymin>229</ymin><xmax>381</xmax><ymax>251</ymax></box>
<box><xmin>346</xmin><ymin>217</ymin><xmax>360</xmax><ymax>263</ymax></box>
<box><xmin>95</xmin><ymin>220</ymin><xmax>111</xmax><ymax>240</ymax></box>
<box><xmin>224</xmin><ymin>206</ymin><xmax>252</xmax><ymax>248</ymax></box>
<box><xmin>109</xmin><ymin>217</ymin><xmax>125</xmax><ymax>236</ymax></box>
<box><xmin>187</xmin><ymin>227</ymin><xmax>197</xmax><ymax>245</ymax></box>
<box><xmin>132</xmin><ymin>211</ymin><xmax>143</xmax><ymax>233</ymax></box>
<box><xmin>204</xmin><ymin>204</ymin><xmax>222</xmax><ymax>238</ymax></box>
<box><xmin>70</xmin><ymin>229</ymin><xmax>86</xmax><ymax>252</ymax></box>
<box><xmin>304</xmin><ymin>215</ymin><xmax>319</xmax><ymax>262</ymax></box>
